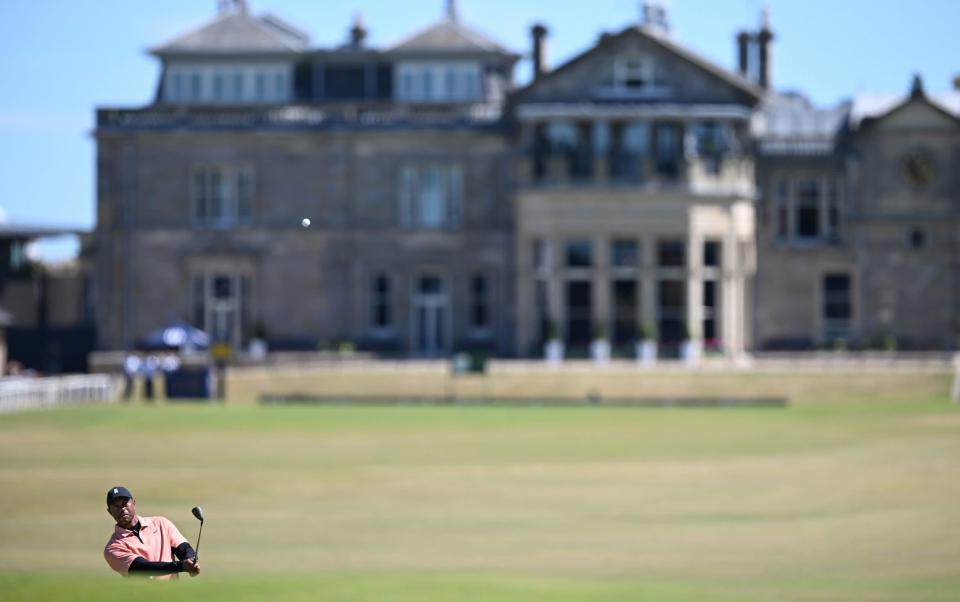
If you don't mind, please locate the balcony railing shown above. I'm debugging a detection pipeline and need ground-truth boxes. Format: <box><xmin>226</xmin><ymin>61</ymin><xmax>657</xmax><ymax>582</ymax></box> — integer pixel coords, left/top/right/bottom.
<box><xmin>518</xmin><ymin>151</ymin><xmax>754</xmax><ymax>196</ymax></box>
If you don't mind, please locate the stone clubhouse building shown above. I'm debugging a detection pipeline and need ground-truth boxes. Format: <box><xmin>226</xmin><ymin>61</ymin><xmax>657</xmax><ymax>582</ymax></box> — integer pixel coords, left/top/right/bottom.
<box><xmin>92</xmin><ymin>0</ymin><xmax>960</xmax><ymax>358</ymax></box>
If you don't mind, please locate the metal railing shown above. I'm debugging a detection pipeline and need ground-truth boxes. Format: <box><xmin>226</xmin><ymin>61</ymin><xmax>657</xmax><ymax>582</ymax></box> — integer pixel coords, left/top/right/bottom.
<box><xmin>0</xmin><ymin>375</ymin><xmax>120</xmax><ymax>414</ymax></box>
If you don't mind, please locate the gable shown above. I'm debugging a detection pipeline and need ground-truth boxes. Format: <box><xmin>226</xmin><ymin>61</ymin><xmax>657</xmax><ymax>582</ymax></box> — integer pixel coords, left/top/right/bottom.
<box><xmin>871</xmin><ymin>99</ymin><xmax>959</xmax><ymax>131</ymax></box>
<box><xmin>514</xmin><ymin>28</ymin><xmax>760</xmax><ymax>107</ymax></box>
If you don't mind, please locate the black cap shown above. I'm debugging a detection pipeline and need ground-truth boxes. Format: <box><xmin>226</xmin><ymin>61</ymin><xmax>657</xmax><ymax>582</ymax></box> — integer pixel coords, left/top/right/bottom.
<box><xmin>106</xmin><ymin>486</ymin><xmax>134</xmax><ymax>506</ymax></box>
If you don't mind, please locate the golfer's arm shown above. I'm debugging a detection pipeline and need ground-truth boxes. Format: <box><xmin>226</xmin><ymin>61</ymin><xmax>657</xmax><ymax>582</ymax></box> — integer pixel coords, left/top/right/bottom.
<box><xmin>127</xmin><ymin>557</ymin><xmax>184</xmax><ymax>576</ymax></box>
<box><xmin>173</xmin><ymin>542</ymin><xmax>196</xmax><ymax>561</ymax></box>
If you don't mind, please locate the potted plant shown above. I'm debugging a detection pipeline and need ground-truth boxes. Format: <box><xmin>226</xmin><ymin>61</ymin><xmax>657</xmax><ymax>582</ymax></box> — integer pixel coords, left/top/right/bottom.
<box><xmin>636</xmin><ymin>322</ymin><xmax>658</xmax><ymax>365</ymax></box>
<box><xmin>680</xmin><ymin>322</ymin><xmax>701</xmax><ymax>365</ymax></box>
<box><xmin>544</xmin><ymin>321</ymin><xmax>564</xmax><ymax>364</ymax></box>
<box><xmin>590</xmin><ymin>323</ymin><xmax>611</xmax><ymax>363</ymax></box>
<box><xmin>248</xmin><ymin>321</ymin><xmax>268</xmax><ymax>360</ymax></box>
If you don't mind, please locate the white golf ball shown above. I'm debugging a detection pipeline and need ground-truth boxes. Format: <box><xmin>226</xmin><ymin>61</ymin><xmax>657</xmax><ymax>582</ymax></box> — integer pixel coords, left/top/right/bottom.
<box><xmin>301</xmin><ymin>218</ymin><xmax>311</xmax><ymax>228</ymax></box>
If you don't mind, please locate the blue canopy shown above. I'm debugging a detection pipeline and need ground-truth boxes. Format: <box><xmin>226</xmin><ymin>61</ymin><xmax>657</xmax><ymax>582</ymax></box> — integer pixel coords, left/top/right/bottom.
<box><xmin>139</xmin><ymin>321</ymin><xmax>210</xmax><ymax>351</ymax></box>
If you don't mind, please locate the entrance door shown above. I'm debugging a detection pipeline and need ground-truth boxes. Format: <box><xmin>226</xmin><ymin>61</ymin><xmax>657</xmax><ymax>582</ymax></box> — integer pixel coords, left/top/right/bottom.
<box><xmin>413</xmin><ymin>275</ymin><xmax>448</xmax><ymax>356</ymax></box>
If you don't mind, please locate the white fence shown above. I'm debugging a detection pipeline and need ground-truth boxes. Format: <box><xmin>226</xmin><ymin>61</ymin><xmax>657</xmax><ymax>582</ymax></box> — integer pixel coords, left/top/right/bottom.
<box><xmin>0</xmin><ymin>375</ymin><xmax>120</xmax><ymax>414</ymax></box>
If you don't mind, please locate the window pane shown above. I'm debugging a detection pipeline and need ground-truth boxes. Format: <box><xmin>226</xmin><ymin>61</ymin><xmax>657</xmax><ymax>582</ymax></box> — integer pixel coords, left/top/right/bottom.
<box><xmin>547</xmin><ymin>122</ymin><xmax>578</xmax><ymax>152</ymax></box>
<box><xmin>657</xmin><ymin>279</ymin><xmax>686</xmax><ymax>341</ymax></box>
<box><xmin>419</xmin><ymin>167</ymin><xmax>444</xmax><ymax>228</ymax></box>
<box><xmin>191</xmin><ymin>73</ymin><xmax>202</xmax><ymax>99</ymax></box>
<box><xmin>654</xmin><ymin>123</ymin><xmax>680</xmax><ymax>177</ymax></box>
<box><xmin>471</xmin><ymin>275</ymin><xmax>489</xmax><ymax>329</ymax></box>
<box><xmin>418</xmin><ymin>276</ymin><xmax>442</xmax><ymax>294</ymax></box>
<box><xmin>822</xmin><ymin>274</ymin><xmax>851</xmax><ymax>338</ymax></box>
<box><xmin>232</xmin><ymin>71</ymin><xmax>244</xmax><ymax>100</ymax></box>
<box><xmin>213</xmin><ymin>275</ymin><xmax>232</xmax><ymax>299</ymax></box>
<box><xmin>447</xmin><ymin>166</ymin><xmax>463</xmax><ymax>227</ymax></box>
<box><xmin>565</xmin><ymin>240</ymin><xmax>592</xmax><ymax>268</ymax></box>
<box><xmin>703</xmin><ymin>280</ymin><xmax>717</xmax><ymax>341</ymax></box>
<box><xmin>565</xmin><ymin>281</ymin><xmax>592</xmax><ymax>345</ymax></box>
<box><xmin>796</xmin><ymin>179</ymin><xmax>820</xmax><ymax>238</ymax></box>
<box><xmin>703</xmin><ymin>240</ymin><xmax>721</xmax><ymax>267</ymax></box>
<box><xmin>445</xmin><ymin>69</ymin><xmax>456</xmax><ymax>99</ymax></box>
<box><xmin>213</xmin><ymin>73</ymin><xmax>224</xmax><ymax>100</ymax></box>
<box><xmin>372</xmin><ymin>274</ymin><xmax>391</xmax><ymax>328</ymax></box>
<box><xmin>612</xmin><ymin>279</ymin><xmax>637</xmax><ymax>344</ymax></box>
<box><xmin>657</xmin><ymin>240</ymin><xmax>685</xmax><ymax>267</ymax></box>
<box><xmin>210</xmin><ymin>171</ymin><xmax>224</xmax><ymax>219</ymax></box>
<box><xmin>611</xmin><ymin>239</ymin><xmax>638</xmax><ymax>268</ymax></box>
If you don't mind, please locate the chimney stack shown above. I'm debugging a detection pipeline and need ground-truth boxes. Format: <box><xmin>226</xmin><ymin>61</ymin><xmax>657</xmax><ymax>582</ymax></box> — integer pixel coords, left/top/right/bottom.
<box><xmin>736</xmin><ymin>31</ymin><xmax>750</xmax><ymax>78</ymax></box>
<box><xmin>733</xmin><ymin>7</ymin><xmax>774</xmax><ymax>90</ymax></box>
<box><xmin>531</xmin><ymin>23</ymin><xmax>548</xmax><ymax>80</ymax></box>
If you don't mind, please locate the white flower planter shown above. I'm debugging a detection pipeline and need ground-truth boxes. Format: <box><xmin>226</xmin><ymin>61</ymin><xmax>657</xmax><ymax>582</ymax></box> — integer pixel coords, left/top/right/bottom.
<box><xmin>636</xmin><ymin>340</ymin><xmax>658</xmax><ymax>365</ymax></box>
<box><xmin>681</xmin><ymin>340</ymin><xmax>702</xmax><ymax>366</ymax></box>
<box><xmin>248</xmin><ymin>338</ymin><xmax>268</xmax><ymax>361</ymax></box>
<box><xmin>544</xmin><ymin>339</ymin><xmax>565</xmax><ymax>364</ymax></box>
<box><xmin>590</xmin><ymin>339</ymin><xmax>611</xmax><ymax>363</ymax></box>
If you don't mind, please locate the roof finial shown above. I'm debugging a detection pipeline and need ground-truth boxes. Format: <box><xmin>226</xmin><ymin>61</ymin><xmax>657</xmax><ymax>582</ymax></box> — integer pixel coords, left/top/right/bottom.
<box><xmin>760</xmin><ymin>2</ymin><xmax>771</xmax><ymax>30</ymax></box>
<box><xmin>910</xmin><ymin>73</ymin><xmax>925</xmax><ymax>99</ymax></box>
<box><xmin>446</xmin><ymin>0</ymin><xmax>458</xmax><ymax>22</ymax></box>
<box><xmin>350</xmin><ymin>12</ymin><xmax>367</xmax><ymax>48</ymax></box>
<box><xmin>217</xmin><ymin>0</ymin><xmax>248</xmax><ymax>15</ymax></box>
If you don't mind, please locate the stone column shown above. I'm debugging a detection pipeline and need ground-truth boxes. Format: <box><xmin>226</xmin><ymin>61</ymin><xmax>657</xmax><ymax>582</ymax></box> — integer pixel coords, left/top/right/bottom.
<box><xmin>641</xmin><ymin>235</ymin><xmax>657</xmax><ymax>336</ymax></box>
<box><xmin>686</xmin><ymin>232</ymin><xmax>703</xmax><ymax>340</ymax></box>
<box><xmin>722</xmin><ymin>224</ymin><xmax>740</xmax><ymax>355</ymax></box>
<box><xmin>594</xmin><ymin>235</ymin><xmax>610</xmax><ymax>336</ymax></box>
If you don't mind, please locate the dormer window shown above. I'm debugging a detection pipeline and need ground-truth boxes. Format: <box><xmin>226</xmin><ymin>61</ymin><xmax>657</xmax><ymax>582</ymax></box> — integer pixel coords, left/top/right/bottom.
<box><xmin>616</xmin><ymin>57</ymin><xmax>653</xmax><ymax>90</ymax></box>
<box><xmin>597</xmin><ymin>55</ymin><xmax>669</xmax><ymax>99</ymax></box>
<box><xmin>164</xmin><ymin>63</ymin><xmax>291</xmax><ymax>104</ymax></box>
<box><xmin>396</xmin><ymin>62</ymin><xmax>483</xmax><ymax>102</ymax></box>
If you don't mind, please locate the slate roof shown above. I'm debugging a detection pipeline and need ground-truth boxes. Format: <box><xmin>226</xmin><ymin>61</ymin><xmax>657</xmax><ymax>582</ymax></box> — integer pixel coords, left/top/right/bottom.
<box><xmin>752</xmin><ymin>92</ymin><xmax>849</xmax><ymax>155</ymax></box>
<box><xmin>388</xmin><ymin>16</ymin><xmax>513</xmax><ymax>55</ymax></box>
<box><xmin>151</xmin><ymin>9</ymin><xmax>309</xmax><ymax>55</ymax></box>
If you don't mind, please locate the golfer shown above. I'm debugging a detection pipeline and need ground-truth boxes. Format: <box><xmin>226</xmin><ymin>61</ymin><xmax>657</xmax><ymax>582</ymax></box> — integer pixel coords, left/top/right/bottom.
<box><xmin>103</xmin><ymin>486</ymin><xmax>201</xmax><ymax>579</ymax></box>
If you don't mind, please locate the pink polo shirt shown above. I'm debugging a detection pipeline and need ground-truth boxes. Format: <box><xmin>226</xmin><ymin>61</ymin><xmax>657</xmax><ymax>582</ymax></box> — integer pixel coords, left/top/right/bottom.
<box><xmin>104</xmin><ymin>515</ymin><xmax>188</xmax><ymax>579</ymax></box>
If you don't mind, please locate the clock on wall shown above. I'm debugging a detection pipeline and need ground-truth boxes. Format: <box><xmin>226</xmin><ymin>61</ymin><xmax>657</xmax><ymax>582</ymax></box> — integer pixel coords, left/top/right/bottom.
<box><xmin>900</xmin><ymin>151</ymin><xmax>936</xmax><ymax>189</ymax></box>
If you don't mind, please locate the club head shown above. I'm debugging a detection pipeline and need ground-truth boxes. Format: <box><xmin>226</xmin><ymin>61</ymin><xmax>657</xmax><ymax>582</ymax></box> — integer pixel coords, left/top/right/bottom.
<box><xmin>191</xmin><ymin>506</ymin><xmax>204</xmax><ymax>522</ymax></box>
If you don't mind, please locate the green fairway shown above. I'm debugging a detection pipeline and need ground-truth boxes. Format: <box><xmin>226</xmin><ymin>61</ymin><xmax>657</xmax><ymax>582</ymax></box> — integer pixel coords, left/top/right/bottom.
<box><xmin>1</xmin><ymin>389</ymin><xmax>959</xmax><ymax>600</ymax></box>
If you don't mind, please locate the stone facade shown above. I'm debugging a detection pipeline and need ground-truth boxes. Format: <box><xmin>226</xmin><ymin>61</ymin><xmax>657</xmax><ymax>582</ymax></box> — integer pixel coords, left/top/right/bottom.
<box><xmin>93</xmin><ymin>3</ymin><xmax>960</xmax><ymax>356</ymax></box>
<box><xmin>755</xmin><ymin>84</ymin><xmax>960</xmax><ymax>350</ymax></box>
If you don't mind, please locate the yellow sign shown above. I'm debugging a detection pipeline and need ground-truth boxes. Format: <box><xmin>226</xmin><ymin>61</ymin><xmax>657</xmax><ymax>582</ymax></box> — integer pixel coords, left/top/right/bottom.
<box><xmin>211</xmin><ymin>342</ymin><xmax>232</xmax><ymax>362</ymax></box>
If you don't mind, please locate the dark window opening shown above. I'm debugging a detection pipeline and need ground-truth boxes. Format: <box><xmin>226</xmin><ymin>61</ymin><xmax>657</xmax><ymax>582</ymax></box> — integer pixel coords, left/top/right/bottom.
<box><xmin>703</xmin><ymin>240</ymin><xmax>721</xmax><ymax>268</ymax></box>
<box><xmin>909</xmin><ymin>228</ymin><xmax>926</xmax><ymax>250</ymax></box>
<box><xmin>612</xmin><ymin>280</ymin><xmax>638</xmax><ymax>345</ymax></box>
<box><xmin>611</xmin><ymin>239</ymin><xmax>638</xmax><ymax>268</ymax></box>
<box><xmin>657</xmin><ymin>240</ymin><xmax>685</xmax><ymax>268</ymax></box>
<box><xmin>565</xmin><ymin>281</ymin><xmax>592</xmax><ymax>346</ymax></box>
<box><xmin>566</xmin><ymin>240</ymin><xmax>593</xmax><ymax>268</ymax></box>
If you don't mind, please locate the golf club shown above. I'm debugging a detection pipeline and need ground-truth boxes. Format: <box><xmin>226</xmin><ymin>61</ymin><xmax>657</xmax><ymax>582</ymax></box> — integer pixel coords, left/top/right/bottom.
<box><xmin>191</xmin><ymin>506</ymin><xmax>204</xmax><ymax>560</ymax></box>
